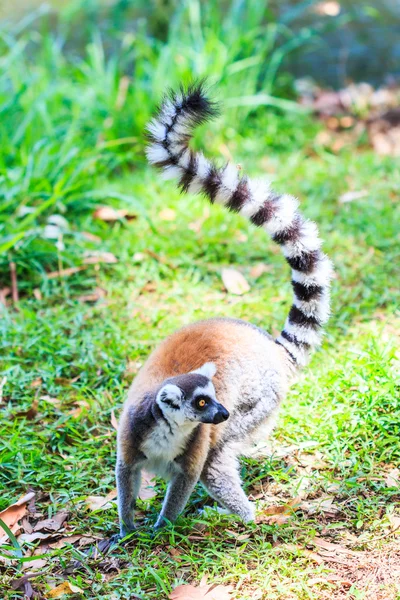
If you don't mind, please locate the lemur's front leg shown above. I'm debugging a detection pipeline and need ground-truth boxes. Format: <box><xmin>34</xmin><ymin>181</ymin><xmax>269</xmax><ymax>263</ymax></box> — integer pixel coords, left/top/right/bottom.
<box><xmin>154</xmin><ymin>471</ymin><xmax>198</xmax><ymax>530</ymax></box>
<box><xmin>116</xmin><ymin>457</ymin><xmax>142</xmax><ymax>537</ymax></box>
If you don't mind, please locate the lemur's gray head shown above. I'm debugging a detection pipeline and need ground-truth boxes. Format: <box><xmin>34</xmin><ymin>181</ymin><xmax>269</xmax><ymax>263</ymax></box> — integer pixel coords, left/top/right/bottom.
<box><xmin>155</xmin><ymin>362</ymin><xmax>229</xmax><ymax>425</ymax></box>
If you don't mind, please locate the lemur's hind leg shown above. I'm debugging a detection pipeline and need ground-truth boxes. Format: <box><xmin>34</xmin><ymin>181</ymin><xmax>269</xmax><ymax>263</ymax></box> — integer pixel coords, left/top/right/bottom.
<box><xmin>200</xmin><ymin>446</ymin><xmax>255</xmax><ymax>522</ymax></box>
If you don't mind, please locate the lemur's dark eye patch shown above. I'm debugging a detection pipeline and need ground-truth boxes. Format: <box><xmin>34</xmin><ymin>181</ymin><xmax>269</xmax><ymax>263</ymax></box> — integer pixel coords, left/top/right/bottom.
<box><xmin>196</xmin><ymin>396</ymin><xmax>208</xmax><ymax>409</ymax></box>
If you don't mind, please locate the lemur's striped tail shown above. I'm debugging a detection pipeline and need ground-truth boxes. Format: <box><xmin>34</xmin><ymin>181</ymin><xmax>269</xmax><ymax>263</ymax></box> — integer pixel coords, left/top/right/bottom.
<box><xmin>146</xmin><ymin>83</ymin><xmax>333</xmax><ymax>367</ymax></box>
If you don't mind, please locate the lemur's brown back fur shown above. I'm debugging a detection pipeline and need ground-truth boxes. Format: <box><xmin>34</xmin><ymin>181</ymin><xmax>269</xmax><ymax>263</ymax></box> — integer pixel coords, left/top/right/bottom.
<box><xmin>119</xmin><ymin>318</ymin><xmax>291</xmax><ymax>462</ymax></box>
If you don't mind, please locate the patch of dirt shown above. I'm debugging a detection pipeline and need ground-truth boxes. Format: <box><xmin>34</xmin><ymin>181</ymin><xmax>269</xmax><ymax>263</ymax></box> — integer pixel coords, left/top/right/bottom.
<box><xmin>315</xmin><ymin>540</ymin><xmax>400</xmax><ymax>599</ymax></box>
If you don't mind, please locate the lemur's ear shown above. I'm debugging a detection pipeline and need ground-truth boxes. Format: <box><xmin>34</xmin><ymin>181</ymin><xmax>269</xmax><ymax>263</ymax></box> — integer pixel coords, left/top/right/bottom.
<box><xmin>192</xmin><ymin>362</ymin><xmax>217</xmax><ymax>379</ymax></box>
<box><xmin>157</xmin><ymin>384</ymin><xmax>183</xmax><ymax>408</ymax></box>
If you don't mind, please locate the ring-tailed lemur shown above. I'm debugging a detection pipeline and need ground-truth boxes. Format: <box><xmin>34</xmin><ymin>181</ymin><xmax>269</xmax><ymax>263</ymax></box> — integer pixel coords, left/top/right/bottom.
<box><xmin>116</xmin><ymin>83</ymin><xmax>332</xmax><ymax>536</ymax></box>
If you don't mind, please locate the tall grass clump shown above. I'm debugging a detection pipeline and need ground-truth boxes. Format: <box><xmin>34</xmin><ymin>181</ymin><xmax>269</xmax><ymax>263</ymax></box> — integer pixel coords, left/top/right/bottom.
<box><xmin>0</xmin><ymin>0</ymin><xmax>328</xmax><ymax>290</ymax></box>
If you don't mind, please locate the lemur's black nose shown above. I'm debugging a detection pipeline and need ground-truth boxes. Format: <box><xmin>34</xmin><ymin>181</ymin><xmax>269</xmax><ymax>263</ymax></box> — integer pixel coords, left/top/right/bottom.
<box><xmin>213</xmin><ymin>406</ymin><xmax>229</xmax><ymax>424</ymax></box>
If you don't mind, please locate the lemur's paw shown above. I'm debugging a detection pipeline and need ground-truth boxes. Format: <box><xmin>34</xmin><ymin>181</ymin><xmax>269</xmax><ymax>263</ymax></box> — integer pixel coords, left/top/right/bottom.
<box><xmin>241</xmin><ymin>502</ymin><xmax>256</xmax><ymax>523</ymax></box>
<box><xmin>119</xmin><ymin>525</ymin><xmax>136</xmax><ymax>541</ymax></box>
<box><xmin>154</xmin><ymin>516</ymin><xmax>172</xmax><ymax>532</ymax></box>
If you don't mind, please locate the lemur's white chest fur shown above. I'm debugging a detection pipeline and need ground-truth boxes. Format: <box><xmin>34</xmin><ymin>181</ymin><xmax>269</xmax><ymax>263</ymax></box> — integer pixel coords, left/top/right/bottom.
<box><xmin>140</xmin><ymin>415</ymin><xmax>198</xmax><ymax>478</ymax></box>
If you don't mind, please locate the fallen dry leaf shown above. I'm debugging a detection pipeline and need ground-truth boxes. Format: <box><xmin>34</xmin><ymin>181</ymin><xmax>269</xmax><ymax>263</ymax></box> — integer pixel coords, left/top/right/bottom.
<box><xmin>388</xmin><ymin>513</ymin><xmax>400</xmax><ymax>532</ymax></box>
<box><xmin>54</xmin><ymin>375</ymin><xmax>80</xmax><ymax>386</ymax></box>
<box><xmin>81</xmin><ymin>231</ymin><xmax>102</xmax><ymax>242</ymax></box>
<box><xmin>313</xmin><ymin>1</ymin><xmax>341</xmax><ymax>16</ymax></box>
<box><xmin>170</xmin><ymin>582</ymin><xmax>234</xmax><ymax>600</ymax></box>
<box><xmin>14</xmin><ymin>398</ymin><xmax>39</xmax><ymax>421</ymax></box>
<box><xmin>0</xmin><ymin>376</ymin><xmax>7</xmax><ymax>404</ymax></box>
<box><xmin>111</xmin><ymin>410</ymin><xmax>118</xmax><ymax>431</ymax></box>
<box><xmin>93</xmin><ymin>206</ymin><xmax>137</xmax><ymax>222</ymax></box>
<box><xmin>307</xmin><ymin>574</ymin><xmax>352</xmax><ymax>586</ymax></box>
<box><xmin>138</xmin><ymin>471</ymin><xmax>157</xmax><ymax>501</ymax></box>
<box><xmin>257</xmin><ymin>497</ymin><xmax>301</xmax><ymax>525</ymax></box>
<box><xmin>300</xmin><ymin>496</ymin><xmax>340</xmax><ymax>517</ymax></box>
<box><xmin>0</xmin><ymin>492</ymin><xmax>35</xmax><ymax>541</ymax></box>
<box><xmin>0</xmin><ymin>287</ymin><xmax>11</xmax><ymax>305</ymax></box>
<box><xmin>18</xmin><ymin>531</ymin><xmax>54</xmax><ymax>544</ymax></box>
<box><xmin>85</xmin><ymin>489</ymin><xmax>118</xmax><ymax>511</ymax></box>
<box><xmin>385</xmin><ymin>468</ymin><xmax>400</xmax><ymax>488</ymax></box>
<box><xmin>159</xmin><ymin>208</ymin><xmax>176</xmax><ymax>221</ymax></box>
<box><xmin>22</xmin><ymin>557</ymin><xmax>48</xmax><ymax>571</ymax></box>
<box><xmin>338</xmin><ymin>190</ymin><xmax>368</xmax><ymax>204</ymax></box>
<box><xmin>46</xmin><ymin>266</ymin><xmax>87</xmax><ymax>279</ymax></box>
<box><xmin>221</xmin><ymin>268</ymin><xmax>250</xmax><ymax>295</ymax></box>
<box><xmin>47</xmin><ymin>581</ymin><xmax>84</xmax><ymax>598</ymax></box>
<box><xmin>249</xmin><ymin>263</ymin><xmax>271</xmax><ymax>279</ymax></box>
<box><xmin>76</xmin><ymin>287</ymin><xmax>107</xmax><ymax>303</ymax></box>
<box><xmin>33</xmin><ymin>511</ymin><xmax>68</xmax><ymax>533</ymax></box>
<box><xmin>68</xmin><ymin>400</ymin><xmax>90</xmax><ymax>419</ymax></box>
<box><xmin>83</xmin><ymin>251</ymin><xmax>118</xmax><ymax>264</ymax></box>
<box><xmin>30</xmin><ymin>378</ymin><xmax>42</xmax><ymax>389</ymax></box>
<box><xmin>48</xmin><ymin>534</ymin><xmax>82</xmax><ymax>549</ymax></box>
<box><xmin>313</xmin><ymin>537</ymin><xmax>360</xmax><ymax>557</ymax></box>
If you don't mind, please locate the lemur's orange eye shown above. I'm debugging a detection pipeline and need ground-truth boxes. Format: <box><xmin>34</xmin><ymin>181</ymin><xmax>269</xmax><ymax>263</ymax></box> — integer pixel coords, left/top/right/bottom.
<box><xmin>197</xmin><ymin>398</ymin><xmax>206</xmax><ymax>408</ymax></box>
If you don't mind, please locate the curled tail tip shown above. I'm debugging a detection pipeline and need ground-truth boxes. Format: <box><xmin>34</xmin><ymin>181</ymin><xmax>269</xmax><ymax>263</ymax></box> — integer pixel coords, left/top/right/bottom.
<box><xmin>145</xmin><ymin>81</ymin><xmax>219</xmax><ymax>170</ymax></box>
<box><xmin>175</xmin><ymin>80</ymin><xmax>220</xmax><ymax>123</ymax></box>
<box><xmin>147</xmin><ymin>81</ymin><xmax>219</xmax><ymax>135</ymax></box>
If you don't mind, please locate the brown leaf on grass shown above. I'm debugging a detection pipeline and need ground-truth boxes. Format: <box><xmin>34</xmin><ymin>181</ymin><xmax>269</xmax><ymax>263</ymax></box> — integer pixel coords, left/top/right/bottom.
<box><xmin>110</xmin><ymin>410</ymin><xmax>118</xmax><ymax>431</ymax></box>
<box><xmin>47</xmin><ymin>581</ymin><xmax>84</xmax><ymax>597</ymax></box>
<box><xmin>22</xmin><ymin>558</ymin><xmax>48</xmax><ymax>571</ymax></box>
<box><xmin>249</xmin><ymin>263</ymin><xmax>272</xmax><ymax>279</ymax></box>
<box><xmin>338</xmin><ymin>190</ymin><xmax>368</xmax><ymax>204</ymax></box>
<box><xmin>0</xmin><ymin>376</ymin><xmax>7</xmax><ymax>405</ymax></box>
<box><xmin>388</xmin><ymin>514</ymin><xmax>400</xmax><ymax>532</ymax></box>
<box><xmin>21</xmin><ymin>517</ymin><xmax>33</xmax><ymax>534</ymax></box>
<box><xmin>170</xmin><ymin>582</ymin><xmax>234</xmax><ymax>600</ymax></box>
<box><xmin>54</xmin><ymin>375</ymin><xmax>81</xmax><ymax>386</ymax></box>
<box><xmin>81</xmin><ymin>231</ymin><xmax>102</xmax><ymax>242</ymax></box>
<box><xmin>313</xmin><ymin>2</ymin><xmax>341</xmax><ymax>17</ymax></box>
<box><xmin>76</xmin><ymin>287</ymin><xmax>107</xmax><ymax>303</ymax></box>
<box><xmin>307</xmin><ymin>574</ymin><xmax>352</xmax><ymax>586</ymax></box>
<box><xmin>15</xmin><ymin>398</ymin><xmax>39</xmax><ymax>420</ymax></box>
<box><xmin>30</xmin><ymin>378</ymin><xmax>42</xmax><ymax>388</ymax></box>
<box><xmin>300</xmin><ymin>496</ymin><xmax>340</xmax><ymax>517</ymax></box>
<box><xmin>0</xmin><ymin>287</ymin><xmax>11</xmax><ymax>305</ymax></box>
<box><xmin>85</xmin><ymin>489</ymin><xmax>117</xmax><ymax>511</ymax></box>
<box><xmin>274</xmin><ymin>543</ymin><xmax>325</xmax><ymax>564</ymax></box>
<box><xmin>40</xmin><ymin>395</ymin><xmax>61</xmax><ymax>407</ymax></box>
<box><xmin>385</xmin><ymin>468</ymin><xmax>400</xmax><ymax>488</ymax></box>
<box><xmin>257</xmin><ymin>497</ymin><xmax>301</xmax><ymax>525</ymax></box>
<box><xmin>221</xmin><ymin>268</ymin><xmax>250</xmax><ymax>295</ymax></box>
<box><xmin>144</xmin><ymin>248</ymin><xmax>175</xmax><ymax>268</ymax></box>
<box><xmin>159</xmin><ymin>208</ymin><xmax>176</xmax><ymax>221</ymax></box>
<box><xmin>48</xmin><ymin>535</ymin><xmax>82</xmax><ymax>549</ymax></box>
<box><xmin>93</xmin><ymin>206</ymin><xmax>137</xmax><ymax>222</ymax></box>
<box><xmin>368</xmin><ymin>117</ymin><xmax>400</xmax><ymax>156</ymax></box>
<box><xmin>83</xmin><ymin>251</ymin><xmax>118</xmax><ymax>264</ymax></box>
<box><xmin>68</xmin><ymin>400</ymin><xmax>89</xmax><ymax>419</ymax></box>
<box><xmin>0</xmin><ymin>492</ymin><xmax>35</xmax><ymax>541</ymax></box>
<box><xmin>312</xmin><ymin>537</ymin><xmax>361</xmax><ymax>557</ymax></box>
<box><xmin>138</xmin><ymin>471</ymin><xmax>157</xmax><ymax>501</ymax></box>
<box><xmin>46</xmin><ymin>266</ymin><xmax>87</xmax><ymax>279</ymax></box>
<box><xmin>18</xmin><ymin>531</ymin><xmax>56</xmax><ymax>544</ymax></box>
<box><xmin>33</xmin><ymin>511</ymin><xmax>69</xmax><ymax>533</ymax></box>
<box><xmin>9</xmin><ymin>261</ymin><xmax>19</xmax><ymax>303</ymax></box>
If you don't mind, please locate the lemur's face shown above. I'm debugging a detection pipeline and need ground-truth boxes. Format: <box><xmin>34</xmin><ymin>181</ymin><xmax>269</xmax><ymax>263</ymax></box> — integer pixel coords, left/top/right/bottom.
<box><xmin>156</xmin><ymin>362</ymin><xmax>229</xmax><ymax>425</ymax></box>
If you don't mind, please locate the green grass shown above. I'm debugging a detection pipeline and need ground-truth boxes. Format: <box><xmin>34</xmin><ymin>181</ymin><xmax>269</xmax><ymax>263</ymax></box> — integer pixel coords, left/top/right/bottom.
<box><xmin>1</xmin><ymin>2</ymin><xmax>400</xmax><ymax>599</ymax></box>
